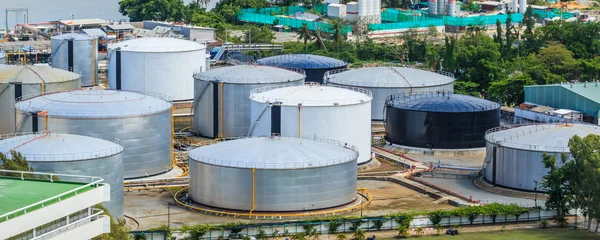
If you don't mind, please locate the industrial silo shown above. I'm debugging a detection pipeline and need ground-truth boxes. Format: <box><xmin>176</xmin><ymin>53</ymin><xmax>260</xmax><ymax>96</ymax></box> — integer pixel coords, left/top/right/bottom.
<box><xmin>385</xmin><ymin>92</ymin><xmax>500</xmax><ymax>149</ymax></box>
<box><xmin>249</xmin><ymin>84</ymin><xmax>373</xmax><ymax>164</ymax></box>
<box><xmin>0</xmin><ymin>132</ymin><xmax>124</xmax><ymax>218</ymax></box>
<box><xmin>108</xmin><ymin>38</ymin><xmax>207</xmax><ymax>101</ymax></box>
<box><xmin>0</xmin><ymin>65</ymin><xmax>81</xmax><ymax>134</ymax></box>
<box><xmin>484</xmin><ymin>123</ymin><xmax>600</xmax><ymax>191</ymax></box>
<box><xmin>256</xmin><ymin>54</ymin><xmax>347</xmax><ymax>83</ymax></box>
<box><xmin>188</xmin><ymin>136</ymin><xmax>358</xmax><ymax>211</ymax></box>
<box><xmin>193</xmin><ymin>65</ymin><xmax>305</xmax><ymax>138</ymax></box>
<box><xmin>14</xmin><ymin>89</ymin><xmax>173</xmax><ymax>179</ymax></box>
<box><xmin>51</xmin><ymin>33</ymin><xmax>98</xmax><ymax>86</ymax></box>
<box><xmin>324</xmin><ymin>67</ymin><xmax>455</xmax><ymax>120</ymax></box>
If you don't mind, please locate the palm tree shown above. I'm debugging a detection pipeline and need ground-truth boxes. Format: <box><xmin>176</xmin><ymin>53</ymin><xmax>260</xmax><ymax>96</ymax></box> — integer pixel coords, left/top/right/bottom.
<box><xmin>330</xmin><ymin>19</ymin><xmax>342</xmax><ymax>52</ymax></box>
<box><xmin>313</xmin><ymin>28</ymin><xmax>327</xmax><ymax>51</ymax></box>
<box><xmin>352</xmin><ymin>229</ymin><xmax>366</xmax><ymax>240</ymax></box>
<box><xmin>298</xmin><ymin>23</ymin><xmax>313</xmax><ymax>52</ymax></box>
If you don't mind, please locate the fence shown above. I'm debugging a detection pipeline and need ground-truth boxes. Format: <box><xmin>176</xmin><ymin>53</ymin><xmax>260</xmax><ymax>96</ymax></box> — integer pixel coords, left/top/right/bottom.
<box><xmin>241</xmin><ymin>4</ymin><xmax>328</xmax><ymax>16</ymax></box>
<box><xmin>442</xmin><ymin>13</ymin><xmax>524</xmax><ymax>26</ymax></box>
<box><xmin>132</xmin><ymin>209</ymin><xmax>559</xmax><ymax>239</ymax></box>
<box><xmin>237</xmin><ymin>13</ymin><xmax>351</xmax><ymax>34</ymax></box>
<box><xmin>532</xmin><ymin>9</ymin><xmax>575</xmax><ymax>19</ymax></box>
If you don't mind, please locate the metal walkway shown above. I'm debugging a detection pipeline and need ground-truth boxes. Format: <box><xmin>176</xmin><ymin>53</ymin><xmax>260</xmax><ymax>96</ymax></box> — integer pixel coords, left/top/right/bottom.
<box><xmin>210</xmin><ymin>44</ymin><xmax>284</xmax><ymax>63</ymax></box>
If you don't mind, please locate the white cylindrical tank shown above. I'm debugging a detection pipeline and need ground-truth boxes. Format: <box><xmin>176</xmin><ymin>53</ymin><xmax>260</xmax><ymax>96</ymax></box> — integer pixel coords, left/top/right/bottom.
<box><xmin>188</xmin><ymin>136</ymin><xmax>358</xmax><ymax>211</ymax></box>
<box><xmin>324</xmin><ymin>67</ymin><xmax>455</xmax><ymax>120</ymax></box>
<box><xmin>358</xmin><ymin>0</ymin><xmax>368</xmax><ymax>17</ymax></box>
<box><xmin>14</xmin><ymin>89</ymin><xmax>173</xmax><ymax>179</ymax></box>
<box><xmin>249</xmin><ymin>83</ymin><xmax>373</xmax><ymax>164</ymax></box>
<box><xmin>0</xmin><ymin>65</ymin><xmax>81</xmax><ymax>134</ymax></box>
<box><xmin>519</xmin><ymin>0</ymin><xmax>527</xmax><ymax>13</ymax></box>
<box><xmin>328</xmin><ymin>4</ymin><xmax>347</xmax><ymax>19</ymax></box>
<box><xmin>108</xmin><ymin>38</ymin><xmax>207</xmax><ymax>101</ymax></box>
<box><xmin>438</xmin><ymin>0</ymin><xmax>445</xmax><ymax>15</ymax></box>
<box><xmin>51</xmin><ymin>33</ymin><xmax>98</xmax><ymax>86</ymax></box>
<box><xmin>429</xmin><ymin>0</ymin><xmax>438</xmax><ymax>15</ymax></box>
<box><xmin>0</xmin><ymin>132</ymin><xmax>125</xmax><ymax>218</ymax></box>
<box><xmin>448</xmin><ymin>0</ymin><xmax>456</xmax><ymax>16</ymax></box>
<box><xmin>193</xmin><ymin>65</ymin><xmax>305</xmax><ymax>138</ymax></box>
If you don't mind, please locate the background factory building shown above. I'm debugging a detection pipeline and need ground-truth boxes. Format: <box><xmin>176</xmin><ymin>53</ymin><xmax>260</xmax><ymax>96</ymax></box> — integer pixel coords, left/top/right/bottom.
<box><xmin>385</xmin><ymin>92</ymin><xmax>500</xmax><ymax>149</ymax></box>
<box><xmin>524</xmin><ymin>82</ymin><xmax>600</xmax><ymax>124</ymax></box>
<box><xmin>256</xmin><ymin>54</ymin><xmax>347</xmax><ymax>83</ymax></box>
<box><xmin>0</xmin><ymin>132</ymin><xmax>125</xmax><ymax>218</ymax></box>
<box><xmin>484</xmin><ymin>123</ymin><xmax>600</xmax><ymax>191</ymax></box>
<box><xmin>187</xmin><ymin>136</ymin><xmax>358</xmax><ymax>211</ymax></box>
<box><xmin>193</xmin><ymin>65</ymin><xmax>305</xmax><ymax>138</ymax></box>
<box><xmin>108</xmin><ymin>37</ymin><xmax>207</xmax><ymax>101</ymax></box>
<box><xmin>0</xmin><ymin>65</ymin><xmax>81</xmax><ymax>134</ymax></box>
<box><xmin>324</xmin><ymin>66</ymin><xmax>455</xmax><ymax>120</ymax></box>
<box><xmin>14</xmin><ymin>89</ymin><xmax>173</xmax><ymax>179</ymax></box>
<box><xmin>249</xmin><ymin>84</ymin><xmax>373</xmax><ymax>164</ymax></box>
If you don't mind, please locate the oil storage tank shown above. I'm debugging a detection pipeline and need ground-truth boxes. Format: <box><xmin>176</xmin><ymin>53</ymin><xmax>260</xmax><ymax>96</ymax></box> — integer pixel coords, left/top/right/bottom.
<box><xmin>385</xmin><ymin>92</ymin><xmax>500</xmax><ymax>149</ymax></box>
<box><xmin>0</xmin><ymin>132</ymin><xmax>125</xmax><ymax>218</ymax></box>
<box><xmin>256</xmin><ymin>54</ymin><xmax>347</xmax><ymax>83</ymax></box>
<box><xmin>193</xmin><ymin>65</ymin><xmax>305</xmax><ymax>138</ymax></box>
<box><xmin>249</xmin><ymin>84</ymin><xmax>373</xmax><ymax>164</ymax></box>
<box><xmin>51</xmin><ymin>33</ymin><xmax>98</xmax><ymax>86</ymax></box>
<box><xmin>484</xmin><ymin>123</ymin><xmax>600</xmax><ymax>191</ymax></box>
<box><xmin>324</xmin><ymin>66</ymin><xmax>455</xmax><ymax>120</ymax></box>
<box><xmin>14</xmin><ymin>89</ymin><xmax>173</xmax><ymax>179</ymax></box>
<box><xmin>188</xmin><ymin>136</ymin><xmax>358</xmax><ymax>211</ymax></box>
<box><xmin>108</xmin><ymin>38</ymin><xmax>207</xmax><ymax>101</ymax></box>
<box><xmin>0</xmin><ymin>65</ymin><xmax>81</xmax><ymax>134</ymax></box>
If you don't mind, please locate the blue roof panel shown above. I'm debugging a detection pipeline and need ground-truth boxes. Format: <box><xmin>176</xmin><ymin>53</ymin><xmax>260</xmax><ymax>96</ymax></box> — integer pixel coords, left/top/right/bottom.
<box><xmin>386</xmin><ymin>92</ymin><xmax>500</xmax><ymax>112</ymax></box>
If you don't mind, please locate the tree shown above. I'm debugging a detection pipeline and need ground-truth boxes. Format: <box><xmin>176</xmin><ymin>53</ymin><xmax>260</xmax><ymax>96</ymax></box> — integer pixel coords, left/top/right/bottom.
<box><xmin>336</xmin><ymin>234</ymin><xmax>347</xmax><ymax>240</ymax></box>
<box><xmin>455</xmin><ymin>34</ymin><xmax>504</xmax><ymax>91</ymax></box>
<box><xmin>298</xmin><ymin>23</ymin><xmax>314</xmax><ymax>52</ymax></box>
<box><xmin>0</xmin><ymin>151</ymin><xmax>34</xmax><ymax>174</ymax></box>
<box><xmin>244</xmin><ymin>25</ymin><xmax>275</xmax><ymax>44</ymax></box>
<box><xmin>454</xmin><ymin>81</ymin><xmax>480</xmax><ymax>97</ymax></box>
<box><xmin>540</xmin><ymin>153</ymin><xmax>573</xmax><ymax>226</ymax></box>
<box><xmin>256</xmin><ymin>229</ymin><xmax>268</xmax><ymax>240</ymax></box>
<box><xmin>93</xmin><ymin>205</ymin><xmax>130</xmax><ymax>240</ymax></box>
<box><xmin>487</xmin><ymin>74</ymin><xmax>536</xmax><ymax>106</ymax></box>
<box><xmin>352</xmin><ymin>229</ymin><xmax>366</xmax><ymax>240</ymax></box>
<box><xmin>529</xmin><ymin>43</ymin><xmax>580</xmax><ymax>83</ymax></box>
<box><xmin>119</xmin><ymin>0</ymin><xmax>187</xmax><ymax>22</ymax></box>
<box><xmin>566</xmin><ymin>135</ymin><xmax>600</xmax><ymax>230</ymax></box>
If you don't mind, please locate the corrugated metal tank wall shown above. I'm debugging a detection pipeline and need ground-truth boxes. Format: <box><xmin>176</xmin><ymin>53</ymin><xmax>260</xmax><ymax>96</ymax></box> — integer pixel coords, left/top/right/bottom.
<box><xmin>51</xmin><ymin>37</ymin><xmax>98</xmax><ymax>86</ymax></box>
<box><xmin>29</xmin><ymin>153</ymin><xmax>125</xmax><ymax>218</ymax></box>
<box><xmin>194</xmin><ymin>81</ymin><xmax>304</xmax><ymax>138</ymax></box>
<box><xmin>250</xmin><ymin>101</ymin><xmax>372</xmax><ymax>164</ymax></box>
<box><xmin>15</xmin><ymin>112</ymin><xmax>172</xmax><ymax>179</ymax></box>
<box><xmin>189</xmin><ymin>160</ymin><xmax>357</xmax><ymax>211</ymax></box>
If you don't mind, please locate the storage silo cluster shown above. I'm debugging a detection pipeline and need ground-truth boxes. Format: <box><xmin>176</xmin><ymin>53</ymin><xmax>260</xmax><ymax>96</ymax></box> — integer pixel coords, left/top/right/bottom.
<box><xmin>0</xmin><ymin>65</ymin><xmax>81</xmax><ymax>134</ymax></box>
<box><xmin>14</xmin><ymin>89</ymin><xmax>173</xmax><ymax>179</ymax></box>
<box><xmin>256</xmin><ymin>54</ymin><xmax>347</xmax><ymax>83</ymax></box>
<box><xmin>484</xmin><ymin>123</ymin><xmax>600</xmax><ymax>191</ymax></box>
<box><xmin>0</xmin><ymin>132</ymin><xmax>125</xmax><ymax>218</ymax></box>
<box><xmin>51</xmin><ymin>33</ymin><xmax>98</xmax><ymax>86</ymax></box>
<box><xmin>385</xmin><ymin>92</ymin><xmax>500</xmax><ymax>149</ymax></box>
<box><xmin>188</xmin><ymin>136</ymin><xmax>358</xmax><ymax>211</ymax></box>
<box><xmin>108</xmin><ymin>38</ymin><xmax>207</xmax><ymax>101</ymax></box>
<box><xmin>324</xmin><ymin>66</ymin><xmax>455</xmax><ymax>120</ymax></box>
<box><xmin>193</xmin><ymin>65</ymin><xmax>305</xmax><ymax>138</ymax></box>
<box><xmin>249</xmin><ymin>83</ymin><xmax>373</xmax><ymax>165</ymax></box>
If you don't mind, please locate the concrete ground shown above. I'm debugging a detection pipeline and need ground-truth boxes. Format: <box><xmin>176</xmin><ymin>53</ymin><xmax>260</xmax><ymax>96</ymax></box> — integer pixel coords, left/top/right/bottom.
<box><xmin>124</xmin><ymin>180</ymin><xmax>454</xmax><ymax>230</ymax></box>
<box><xmin>406</xmin><ymin>154</ymin><xmax>485</xmax><ymax>168</ymax></box>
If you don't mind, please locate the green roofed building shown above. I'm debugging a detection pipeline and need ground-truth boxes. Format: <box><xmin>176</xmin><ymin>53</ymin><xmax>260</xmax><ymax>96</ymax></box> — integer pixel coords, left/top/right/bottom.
<box><xmin>0</xmin><ymin>170</ymin><xmax>110</xmax><ymax>240</ymax></box>
<box><xmin>524</xmin><ymin>82</ymin><xmax>600</xmax><ymax>124</ymax></box>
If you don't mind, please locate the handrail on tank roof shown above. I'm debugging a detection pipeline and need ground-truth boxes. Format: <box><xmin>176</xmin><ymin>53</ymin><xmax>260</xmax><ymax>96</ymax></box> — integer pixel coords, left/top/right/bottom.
<box><xmin>0</xmin><ymin>169</ymin><xmax>104</xmax><ymax>222</ymax></box>
<box><xmin>384</xmin><ymin>91</ymin><xmax>500</xmax><ymax>112</ymax></box>
<box><xmin>256</xmin><ymin>54</ymin><xmax>348</xmax><ymax>68</ymax></box>
<box><xmin>15</xmin><ymin>89</ymin><xmax>172</xmax><ymax>103</ymax></box>
<box><xmin>484</xmin><ymin>123</ymin><xmax>577</xmax><ymax>152</ymax></box>
<box><xmin>249</xmin><ymin>83</ymin><xmax>373</xmax><ymax>105</ymax></box>
<box><xmin>323</xmin><ymin>64</ymin><xmax>455</xmax><ymax>87</ymax></box>
<box><xmin>192</xmin><ymin>65</ymin><xmax>306</xmax><ymax>83</ymax></box>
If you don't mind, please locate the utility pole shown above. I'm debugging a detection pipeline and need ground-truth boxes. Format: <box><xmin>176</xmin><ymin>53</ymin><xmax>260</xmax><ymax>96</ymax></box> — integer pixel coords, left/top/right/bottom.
<box><xmin>70</xmin><ymin>14</ymin><xmax>74</xmax><ymax>33</ymax></box>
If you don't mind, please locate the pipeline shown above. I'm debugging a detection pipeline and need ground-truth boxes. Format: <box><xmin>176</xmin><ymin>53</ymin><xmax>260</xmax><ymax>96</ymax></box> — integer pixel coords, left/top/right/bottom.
<box><xmin>297</xmin><ymin>104</ymin><xmax>302</xmax><ymax>138</ymax></box>
<box><xmin>250</xmin><ymin>168</ymin><xmax>256</xmax><ymax>215</ymax></box>
<box><xmin>248</xmin><ymin>103</ymin><xmax>270</xmax><ymax>136</ymax></box>
<box><xmin>218</xmin><ymin>82</ymin><xmax>224</xmax><ymax>139</ymax></box>
<box><xmin>171</xmin><ymin>106</ymin><xmax>175</xmax><ymax>167</ymax></box>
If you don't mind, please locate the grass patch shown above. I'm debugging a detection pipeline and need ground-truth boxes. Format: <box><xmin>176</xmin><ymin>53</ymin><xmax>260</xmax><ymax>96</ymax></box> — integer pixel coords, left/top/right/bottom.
<box><xmin>390</xmin><ymin>228</ymin><xmax>600</xmax><ymax>240</ymax></box>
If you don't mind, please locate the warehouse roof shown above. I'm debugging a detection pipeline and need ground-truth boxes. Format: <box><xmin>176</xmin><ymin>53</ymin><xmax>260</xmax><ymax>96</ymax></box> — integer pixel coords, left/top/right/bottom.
<box><xmin>525</xmin><ymin>82</ymin><xmax>600</xmax><ymax>104</ymax></box>
<box><xmin>250</xmin><ymin>84</ymin><xmax>372</xmax><ymax>106</ymax></box>
<box><xmin>485</xmin><ymin>123</ymin><xmax>600</xmax><ymax>152</ymax></box>
<box><xmin>325</xmin><ymin>67</ymin><xmax>455</xmax><ymax>88</ymax></box>
<box><xmin>386</xmin><ymin>92</ymin><xmax>500</xmax><ymax>112</ymax></box>
<box><xmin>257</xmin><ymin>54</ymin><xmax>347</xmax><ymax>69</ymax></box>
<box><xmin>188</xmin><ymin>136</ymin><xmax>358</xmax><ymax>169</ymax></box>
<box><xmin>59</xmin><ymin>18</ymin><xmax>107</xmax><ymax>26</ymax></box>
<box><xmin>15</xmin><ymin>89</ymin><xmax>172</xmax><ymax>118</ymax></box>
<box><xmin>194</xmin><ymin>65</ymin><xmax>305</xmax><ymax>84</ymax></box>
<box><xmin>0</xmin><ymin>65</ymin><xmax>80</xmax><ymax>84</ymax></box>
<box><xmin>0</xmin><ymin>132</ymin><xmax>123</xmax><ymax>161</ymax></box>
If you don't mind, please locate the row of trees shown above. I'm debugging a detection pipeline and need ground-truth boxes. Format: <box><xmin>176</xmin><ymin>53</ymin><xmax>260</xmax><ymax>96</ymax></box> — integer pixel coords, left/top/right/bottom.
<box><xmin>541</xmin><ymin>134</ymin><xmax>600</xmax><ymax>231</ymax></box>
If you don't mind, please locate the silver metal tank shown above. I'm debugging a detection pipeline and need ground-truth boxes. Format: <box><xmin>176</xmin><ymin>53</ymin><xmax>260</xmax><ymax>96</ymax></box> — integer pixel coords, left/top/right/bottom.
<box><xmin>484</xmin><ymin>123</ymin><xmax>600</xmax><ymax>191</ymax></box>
<box><xmin>188</xmin><ymin>136</ymin><xmax>358</xmax><ymax>211</ymax></box>
<box><xmin>51</xmin><ymin>33</ymin><xmax>98</xmax><ymax>86</ymax></box>
<box><xmin>0</xmin><ymin>132</ymin><xmax>124</xmax><ymax>218</ymax></box>
<box><xmin>193</xmin><ymin>65</ymin><xmax>305</xmax><ymax>138</ymax></box>
<box><xmin>14</xmin><ymin>89</ymin><xmax>173</xmax><ymax>179</ymax></box>
<box><xmin>324</xmin><ymin>66</ymin><xmax>455</xmax><ymax>120</ymax></box>
<box><xmin>0</xmin><ymin>65</ymin><xmax>81</xmax><ymax>134</ymax></box>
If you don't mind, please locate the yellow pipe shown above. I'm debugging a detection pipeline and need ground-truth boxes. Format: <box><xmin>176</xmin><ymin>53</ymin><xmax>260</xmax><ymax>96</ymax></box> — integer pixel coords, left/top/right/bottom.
<box><xmin>250</xmin><ymin>168</ymin><xmax>256</xmax><ymax>215</ymax></box>
<box><xmin>218</xmin><ymin>82</ymin><xmax>224</xmax><ymax>139</ymax></box>
<box><xmin>43</xmin><ymin>115</ymin><xmax>48</xmax><ymax>132</ymax></box>
<box><xmin>171</xmin><ymin>106</ymin><xmax>175</xmax><ymax>166</ymax></box>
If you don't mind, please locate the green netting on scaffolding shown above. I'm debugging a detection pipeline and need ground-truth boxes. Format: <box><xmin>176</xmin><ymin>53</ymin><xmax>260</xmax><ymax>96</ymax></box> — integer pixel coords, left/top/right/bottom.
<box><xmin>369</xmin><ymin>19</ymin><xmax>444</xmax><ymax>30</ymax></box>
<box><xmin>443</xmin><ymin>13</ymin><xmax>523</xmax><ymax>26</ymax></box>
<box><xmin>237</xmin><ymin>12</ymin><xmax>351</xmax><ymax>34</ymax></box>
<box><xmin>241</xmin><ymin>4</ymin><xmax>328</xmax><ymax>16</ymax></box>
<box><xmin>381</xmin><ymin>9</ymin><xmax>436</xmax><ymax>22</ymax></box>
<box><xmin>532</xmin><ymin>9</ymin><xmax>574</xmax><ymax>19</ymax></box>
